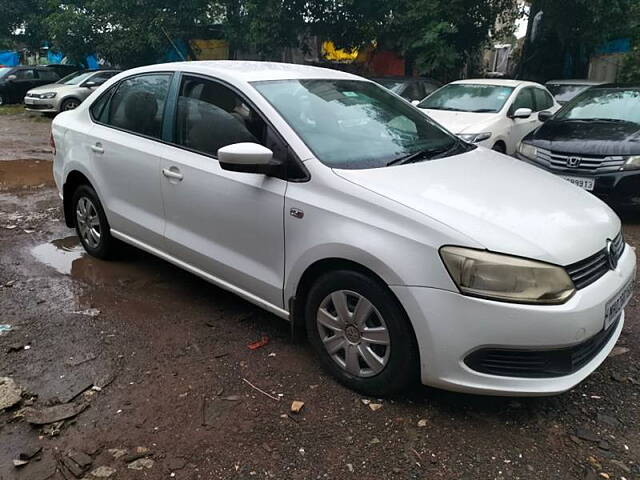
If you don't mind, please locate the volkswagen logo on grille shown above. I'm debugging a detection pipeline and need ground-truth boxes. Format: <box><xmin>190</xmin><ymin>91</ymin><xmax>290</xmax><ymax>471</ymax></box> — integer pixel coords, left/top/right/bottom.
<box><xmin>606</xmin><ymin>239</ymin><xmax>618</xmax><ymax>270</ymax></box>
<box><xmin>566</xmin><ymin>156</ymin><xmax>582</xmax><ymax>168</ymax></box>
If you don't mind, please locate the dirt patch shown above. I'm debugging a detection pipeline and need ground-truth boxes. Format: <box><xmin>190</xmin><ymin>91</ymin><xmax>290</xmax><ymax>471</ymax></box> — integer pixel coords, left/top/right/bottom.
<box><xmin>0</xmin><ymin>159</ymin><xmax>54</xmax><ymax>191</ymax></box>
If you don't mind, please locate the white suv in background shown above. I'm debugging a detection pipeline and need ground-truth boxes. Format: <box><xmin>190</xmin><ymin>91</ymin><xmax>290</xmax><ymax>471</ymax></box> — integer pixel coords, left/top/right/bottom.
<box><xmin>418</xmin><ymin>79</ymin><xmax>560</xmax><ymax>154</ymax></box>
<box><xmin>51</xmin><ymin>62</ymin><xmax>634</xmax><ymax>396</ymax></box>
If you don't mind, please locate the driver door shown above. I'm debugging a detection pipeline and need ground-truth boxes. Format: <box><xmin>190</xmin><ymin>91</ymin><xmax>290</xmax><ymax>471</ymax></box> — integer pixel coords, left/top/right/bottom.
<box><xmin>160</xmin><ymin>74</ymin><xmax>287</xmax><ymax>309</ymax></box>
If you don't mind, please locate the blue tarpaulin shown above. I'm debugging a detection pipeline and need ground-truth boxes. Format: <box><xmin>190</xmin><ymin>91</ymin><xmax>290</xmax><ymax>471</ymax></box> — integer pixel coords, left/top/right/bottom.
<box><xmin>47</xmin><ymin>51</ymin><xmax>64</xmax><ymax>64</ymax></box>
<box><xmin>0</xmin><ymin>51</ymin><xmax>19</xmax><ymax>66</ymax></box>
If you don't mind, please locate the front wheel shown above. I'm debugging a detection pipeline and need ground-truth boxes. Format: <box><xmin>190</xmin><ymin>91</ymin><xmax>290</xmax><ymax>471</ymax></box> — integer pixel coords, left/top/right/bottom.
<box><xmin>72</xmin><ymin>185</ymin><xmax>115</xmax><ymax>259</ymax></box>
<box><xmin>305</xmin><ymin>270</ymin><xmax>419</xmax><ymax>396</ymax></box>
<box><xmin>60</xmin><ymin>98</ymin><xmax>80</xmax><ymax>112</ymax></box>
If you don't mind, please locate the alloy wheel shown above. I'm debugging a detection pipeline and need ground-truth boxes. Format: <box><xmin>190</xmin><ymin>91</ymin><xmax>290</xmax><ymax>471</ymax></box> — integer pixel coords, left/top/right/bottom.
<box><xmin>63</xmin><ymin>100</ymin><xmax>79</xmax><ymax>111</ymax></box>
<box><xmin>76</xmin><ymin>196</ymin><xmax>101</xmax><ymax>249</ymax></box>
<box><xmin>316</xmin><ymin>290</ymin><xmax>391</xmax><ymax>378</ymax></box>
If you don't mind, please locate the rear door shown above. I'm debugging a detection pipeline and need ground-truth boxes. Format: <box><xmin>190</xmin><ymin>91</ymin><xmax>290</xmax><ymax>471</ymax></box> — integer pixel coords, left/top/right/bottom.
<box><xmin>86</xmin><ymin>72</ymin><xmax>173</xmax><ymax>249</ymax></box>
<box><xmin>159</xmin><ymin>74</ymin><xmax>287</xmax><ymax>308</ymax></box>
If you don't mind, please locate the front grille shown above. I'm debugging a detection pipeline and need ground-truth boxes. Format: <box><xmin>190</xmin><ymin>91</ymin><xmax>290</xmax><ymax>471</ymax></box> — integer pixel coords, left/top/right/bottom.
<box><xmin>535</xmin><ymin>148</ymin><xmax>625</xmax><ymax>174</ymax></box>
<box><xmin>565</xmin><ymin>231</ymin><xmax>625</xmax><ymax>290</ymax></box>
<box><xmin>464</xmin><ymin>315</ymin><xmax>621</xmax><ymax>378</ymax></box>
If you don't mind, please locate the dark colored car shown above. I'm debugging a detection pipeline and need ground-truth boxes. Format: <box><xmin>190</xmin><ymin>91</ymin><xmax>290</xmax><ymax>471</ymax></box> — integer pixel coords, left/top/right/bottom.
<box><xmin>371</xmin><ymin>76</ymin><xmax>441</xmax><ymax>102</ymax></box>
<box><xmin>0</xmin><ymin>66</ymin><xmax>60</xmax><ymax>105</ymax></box>
<box><xmin>545</xmin><ymin>79</ymin><xmax>605</xmax><ymax>105</ymax></box>
<box><xmin>517</xmin><ymin>84</ymin><xmax>640</xmax><ymax>207</ymax></box>
<box><xmin>44</xmin><ymin>64</ymin><xmax>82</xmax><ymax>78</ymax></box>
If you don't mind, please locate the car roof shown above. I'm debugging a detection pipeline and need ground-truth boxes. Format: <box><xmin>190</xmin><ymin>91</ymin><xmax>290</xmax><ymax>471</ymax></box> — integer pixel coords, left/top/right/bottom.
<box><xmin>545</xmin><ymin>79</ymin><xmax>605</xmax><ymax>85</ymax></box>
<box><xmin>125</xmin><ymin>60</ymin><xmax>364</xmax><ymax>83</ymax></box>
<box><xmin>449</xmin><ymin>78</ymin><xmax>542</xmax><ymax>88</ymax></box>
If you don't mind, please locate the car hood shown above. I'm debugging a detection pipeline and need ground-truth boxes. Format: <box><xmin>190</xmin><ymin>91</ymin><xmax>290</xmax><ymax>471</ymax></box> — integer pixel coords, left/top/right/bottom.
<box><xmin>421</xmin><ymin>109</ymin><xmax>497</xmax><ymax>134</ymax></box>
<box><xmin>527</xmin><ymin>120</ymin><xmax>640</xmax><ymax>156</ymax></box>
<box><xmin>28</xmin><ymin>83</ymin><xmax>72</xmax><ymax>93</ymax></box>
<box><xmin>333</xmin><ymin>147</ymin><xmax>620</xmax><ymax>265</ymax></box>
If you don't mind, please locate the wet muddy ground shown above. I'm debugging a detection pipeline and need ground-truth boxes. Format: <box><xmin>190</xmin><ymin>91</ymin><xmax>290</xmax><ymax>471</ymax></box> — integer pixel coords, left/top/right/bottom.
<box><xmin>0</xmin><ymin>107</ymin><xmax>639</xmax><ymax>480</ymax></box>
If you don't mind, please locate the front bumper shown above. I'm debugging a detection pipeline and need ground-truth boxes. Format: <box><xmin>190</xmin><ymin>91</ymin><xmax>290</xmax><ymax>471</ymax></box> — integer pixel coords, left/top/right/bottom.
<box><xmin>392</xmin><ymin>244</ymin><xmax>635</xmax><ymax>396</ymax></box>
<box><xmin>24</xmin><ymin>96</ymin><xmax>59</xmax><ymax>113</ymax></box>
<box><xmin>517</xmin><ymin>153</ymin><xmax>640</xmax><ymax>206</ymax></box>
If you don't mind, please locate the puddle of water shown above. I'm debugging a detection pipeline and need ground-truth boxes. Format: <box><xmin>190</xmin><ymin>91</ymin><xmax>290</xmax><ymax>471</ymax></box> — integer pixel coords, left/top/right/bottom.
<box><xmin>31</xmin><ymin>236</ymin><xmax>85</xmax><ymax>275</ymax></box>
<box><xmin>0</xmin><ymin>159</ymin><xmax>55</xmax><ymax>189</ymax></box>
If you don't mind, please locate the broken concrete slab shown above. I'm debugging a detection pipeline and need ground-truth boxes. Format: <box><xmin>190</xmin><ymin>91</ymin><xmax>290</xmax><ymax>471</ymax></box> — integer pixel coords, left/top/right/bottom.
<box><xmin>127</xmin><ymin>458</ymin><xmax>154</xmax><ymax>470</ymax></box>
<box><xmin>23</xmin><ymin>401</ymin><xmax>89</xmax><ymax>425</ymax></box>
<box><xmin>87</xmin><ymin>465</ymin><xmax>117</xmax><ymax>477</ymax></box>
<box><xmin>0</xmin><ymin>376</ymin><xmax>22</xmax><ymax>410</ymax></box>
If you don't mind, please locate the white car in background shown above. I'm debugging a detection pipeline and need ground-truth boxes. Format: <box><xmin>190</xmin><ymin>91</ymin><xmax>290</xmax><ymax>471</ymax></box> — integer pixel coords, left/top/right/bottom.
<box><xmin>418</xmin><ymin>79</ymin><xmax>560</xmax><ymax>154</ymax></box>
<box><xmin>51</xmin><ymin>62</ymin><xmax>634</xmax><ymax>397</ymax></box>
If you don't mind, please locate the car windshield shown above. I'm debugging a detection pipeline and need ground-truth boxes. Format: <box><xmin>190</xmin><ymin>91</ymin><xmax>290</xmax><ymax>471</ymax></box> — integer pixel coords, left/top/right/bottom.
<box><xmin>58</xmin><ymin>71</ymin><xmax>92</xmax><ymax>85</ymax></box>
<box><xmin>0</xmin><ymin>67</ymin><xmax>12</xmax><ymax>79</ymax></box>
<box><xmin>374</xmin><ymin>79</ymin><xmax>405</xmax><ymax>93</ymax></box>
<box><xmin>547</xmin><ymin>84</ymin><xmax>592</xmax><ymax>103</ymax></box>
<box><xmin>418</xmin><ymin>83</ymin><xmax>515</xmax><ymax>113</ymax></box>
<box><xmin>555</xmin><ymin>88</ymin><xmax>640</xmax><ymax>124</ymax></box>
<box><xmin>253</xmin><ymin>79</ymin><xmax>461</xmax><ymax>169</ymax></box>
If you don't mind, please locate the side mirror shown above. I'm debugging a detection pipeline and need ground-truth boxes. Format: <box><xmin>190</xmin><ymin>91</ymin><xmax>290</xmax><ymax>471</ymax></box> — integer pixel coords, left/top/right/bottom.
<box><xmin>83</xmin><ymin>81</ymin><xmax>97</xmax><ymax>88</ymax></box>
<box><xmin>218</xmin><ymin>142</ymin><xmax>281</xmax><ymax>175</ymax></box>
<box><xmin>411</xmin><ymin>99</ymin><xmax>420</xmax><ymax>106</ymax></box>
<box><xmin>511</xmin><ymin>107</ymin><xmax>532</xmax><ymax>119</ymax></box>
<box><xmin>7</xmin><ymin>74</ymin><xmax>17</xmax><ymax>81</ymax></box>
<box><xmin>538</xmin><ymin>110</ymin><xmax>553</xmax><ymax>122</ymax></box>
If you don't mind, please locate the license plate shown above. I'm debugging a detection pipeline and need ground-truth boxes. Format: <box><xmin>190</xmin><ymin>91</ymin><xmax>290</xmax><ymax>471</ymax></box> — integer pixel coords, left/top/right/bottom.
<box><xmin>24</xmin><ymin>98</ymin><xmax>35</xmax><ymax>105</ymax></box>
<box><xmin>560</xmin><ymin>175</ymin><xmax>595</xmax><ymax>191</ymax></box>
<box><xmin>604</xmin><ymin>278</ymin><xmax>634</xmax><ymax>330</ymax></box>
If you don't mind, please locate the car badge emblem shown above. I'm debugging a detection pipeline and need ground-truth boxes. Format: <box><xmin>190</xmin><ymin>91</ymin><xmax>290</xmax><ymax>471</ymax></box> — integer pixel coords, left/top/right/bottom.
<box><xmin>566</xmin><ymin>156</ymin><xmax>581</xmax><ymax>168</ymax></box>
<box><xmin>606</xmin><ymin>239</ymin><xmax>618</xmax><ymax>270</ymax></box>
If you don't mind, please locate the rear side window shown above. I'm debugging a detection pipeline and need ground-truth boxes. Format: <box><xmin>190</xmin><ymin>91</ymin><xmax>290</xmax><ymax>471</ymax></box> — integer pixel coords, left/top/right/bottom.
<box><xmin>533</xmin><ymin>88</ymin><xmax>554</xmax><ymax>111</ymax></box>
<box><xmin>38</xmin><ymin>70</ymin><xmax>59</xmax><ymax>82</ymax></box>
<box><xmin>15</xmin><ymin>69</ymin><xmax>35</xmax><ymax>80</ymax></box>
<box><xmin>94</xmin><ymin>73</ymin><xmax>171</xmax><ymax>139</ymax></box>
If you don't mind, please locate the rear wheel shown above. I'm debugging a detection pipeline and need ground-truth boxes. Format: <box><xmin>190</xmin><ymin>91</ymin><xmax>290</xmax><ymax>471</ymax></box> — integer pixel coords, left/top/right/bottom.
<box><xmin>72</xmin><ymin>185</ymin><xmax>114</xmax><ymax>259</ymax></box>
<box><xmin>60</xmin><ymin>98</ymin><xmax>80</xmax><ymax>112</ymax></box>
<box><xmin>304</xmin><ymin>270</ymin><xmax>418</xmax><ymax>396</ymax></box>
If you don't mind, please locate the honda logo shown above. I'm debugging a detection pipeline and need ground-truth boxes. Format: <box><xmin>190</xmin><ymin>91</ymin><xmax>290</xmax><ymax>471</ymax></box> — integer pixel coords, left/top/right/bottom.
<box><xmin>566</xmin><ymin>157</ymin><xmax>582</xmax><ymax>168</ymax></box>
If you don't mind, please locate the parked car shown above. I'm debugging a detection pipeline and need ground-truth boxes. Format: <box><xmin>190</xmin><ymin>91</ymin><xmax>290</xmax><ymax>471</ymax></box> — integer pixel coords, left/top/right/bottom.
<box><xmin>52</xmin><ymin>61</ymin><xmax>634</xmax><ymax>396</ymax></box>
<box><xmin>371</xmin><ymin>76</ymin><xmax>441</xmax><ymax>102</ymax></box>
<box><xmin>417</xmin><ymin>79</ymin><xmax>561</xmax><ymax>154</ymax></box>
<box><xmin>25</xmin><ymin>69</ymin><xmax>121</xmax><ymax>113</ymax></box>
<box><xmin>517</xmin><ymin>84</ymin><xmax>640</xmax><ymax>207</ymax></box>
<box><xmin>0</xmin><ymin>66</ymin><xmax>60</xmax><ymax>105</ymax></box>
<box><xmin>44</xmin><ymin>64</ymin><xmax>82</xmax><ymax>78</ymax></box>
<box><xmin>545</xmin><ymin>79</ymin><xmax>604</xmax><ymax>105</ymax></box>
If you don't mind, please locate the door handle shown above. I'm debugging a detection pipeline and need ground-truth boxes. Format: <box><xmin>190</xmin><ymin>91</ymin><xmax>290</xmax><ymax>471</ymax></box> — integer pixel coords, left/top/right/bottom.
<box><xmin>162</xmin><ymin>167</ymin><xmax>184</xmax><ymax>181</ymax></box>
<box><xmin>91</xmin><ymin>142</ymin><xmax>104</xmax><ymax>154</ymax></box>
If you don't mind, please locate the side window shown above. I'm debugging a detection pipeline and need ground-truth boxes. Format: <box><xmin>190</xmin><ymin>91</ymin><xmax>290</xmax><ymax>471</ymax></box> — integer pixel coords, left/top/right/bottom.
<box><xmin>511</xmin><ymin>88</ymin><xmax>535</xmax><ymax>112</ymax></box>
<box><xmin>101</xmin><ymin>74</ymin><xmax>171</xmax><ymax>139</ymax></box>
<box><xmin>175</xmin><ymin>76</ymin><xmax>266</xmax><ymax>157</ymax></box>
<box><xmin>39</xmin><ymin>70</ymin><xmax>59</xmax><ymax>82</ymax></box>
<box><xmin>15</xmin><ymin>69</ymin><xmax>35</xmax><ymax>80</ymax></box>
<box><xmin>533</xmin><ymin>88</ymin><xmax>554</xmax><ymax>111</ymax></box>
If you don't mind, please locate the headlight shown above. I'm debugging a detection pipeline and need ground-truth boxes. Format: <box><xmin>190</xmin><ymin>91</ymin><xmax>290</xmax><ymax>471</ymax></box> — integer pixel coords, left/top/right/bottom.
<box><xmin>39</xmin><ymin>92</ymin><xmax>57</xmax><ymax>99</ymax></box>
<box><xmin>517</xmin><ymin>142</ymin><xmax>537</xmax><ymax>160</ymax></box>
<box><xmin>458</xmin><ymin>132</ymin><xmax>491</xmax><ymax>143</ymax></box>
<box><xmin>623</xmin><ymin>155</ymin><xmax>640</xmax><ymax>170</ymax></box>
<box><xmin>440</xmin><ymin>246</ymin><xmax>575</xmax><ymax>304</ymax></box>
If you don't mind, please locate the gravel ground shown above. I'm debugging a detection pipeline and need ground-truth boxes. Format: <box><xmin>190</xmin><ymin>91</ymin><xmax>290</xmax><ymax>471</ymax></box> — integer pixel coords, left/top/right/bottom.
<box><xmin>0</xmin><ymin>107</ymin><xmax>639</xmax><ymax>480</ymax></box>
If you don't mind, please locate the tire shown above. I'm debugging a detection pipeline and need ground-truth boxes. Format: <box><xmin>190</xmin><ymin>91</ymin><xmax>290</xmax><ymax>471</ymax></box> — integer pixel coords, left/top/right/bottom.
<box><xmin>72</xmin><ymin>184</ymin><xmax>115</xmax><ymax>259</ymax></box>
<box><xmin>60</xmin><ymin>98</ymin><xmax>81</xmax><ymax>112</ymax></box>
<box><xmin>492</xmin><ymin>142</ymin><xmax>506</xmax><ymax>154</ymax></box>
<box><xmin>304</xmin><ymin>270</ymin><xmax>419</xmax><ymax>396</ymax></box>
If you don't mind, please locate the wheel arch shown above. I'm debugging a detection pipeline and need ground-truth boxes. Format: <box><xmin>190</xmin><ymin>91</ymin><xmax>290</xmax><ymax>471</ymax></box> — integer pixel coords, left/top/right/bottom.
<box><xmin>63</xmin><ymin>170</ymin><xmax>94</xmax><ymax>227</ymax></box>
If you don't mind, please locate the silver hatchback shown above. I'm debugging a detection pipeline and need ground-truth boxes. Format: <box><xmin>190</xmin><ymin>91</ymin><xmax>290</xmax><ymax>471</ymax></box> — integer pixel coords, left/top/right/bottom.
<box><xmin>25</xmin><ymin>69</ymin><xmax>120</xmax><ymax>114</ymax></box>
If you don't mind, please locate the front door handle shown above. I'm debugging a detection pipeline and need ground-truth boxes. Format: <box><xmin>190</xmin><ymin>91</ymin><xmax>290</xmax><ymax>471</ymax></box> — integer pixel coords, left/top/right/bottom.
<box><xmin>162</xmin><ymin>167</ymin><xmax>184</xmax><ymax>181</ymax></box>
<box><xmin>91</xmin><ymin>142</ymin><xmax>104</xmax><ymax>154</ymax></box>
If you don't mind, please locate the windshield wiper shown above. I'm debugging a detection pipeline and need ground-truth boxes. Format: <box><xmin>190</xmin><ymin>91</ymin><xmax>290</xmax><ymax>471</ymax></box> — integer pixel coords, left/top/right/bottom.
<box><xmin>386</xmin><ymin>140</ymin><xmax>462</xmax><ymax>166</ymax></box>
<box><xmin>469</xmin><ymin>108</ymin><xmax>497</xmax><ymax>113</ymax></box>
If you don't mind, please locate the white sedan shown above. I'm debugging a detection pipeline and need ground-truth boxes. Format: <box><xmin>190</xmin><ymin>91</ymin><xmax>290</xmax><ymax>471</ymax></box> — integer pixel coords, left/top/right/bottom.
<box><xmin>52</xmin><ymin>61</ymin><xmax>634</xmax><ymax>396</ymax></box>
<box><xmin>418</xmin><ymin>79</ymin><xmax>560</xmax><ymax>154</ymax></box>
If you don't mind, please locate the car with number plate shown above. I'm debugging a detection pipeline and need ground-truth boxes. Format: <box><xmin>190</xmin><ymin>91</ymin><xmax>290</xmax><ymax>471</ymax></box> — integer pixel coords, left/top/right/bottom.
<box><xmin>517</xmin><ymin>84</ymin><xmax>640</xmax><ymax>207</ymax></box>
<box><xmin>51</xmin><ymin>61</ymin><xmax>635</xmax><ymax>396</ymax></box>
<box><xmin>417</xmin><ymin>79</ymin><xmax>560</xmax><ymax>154</ymax></box>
